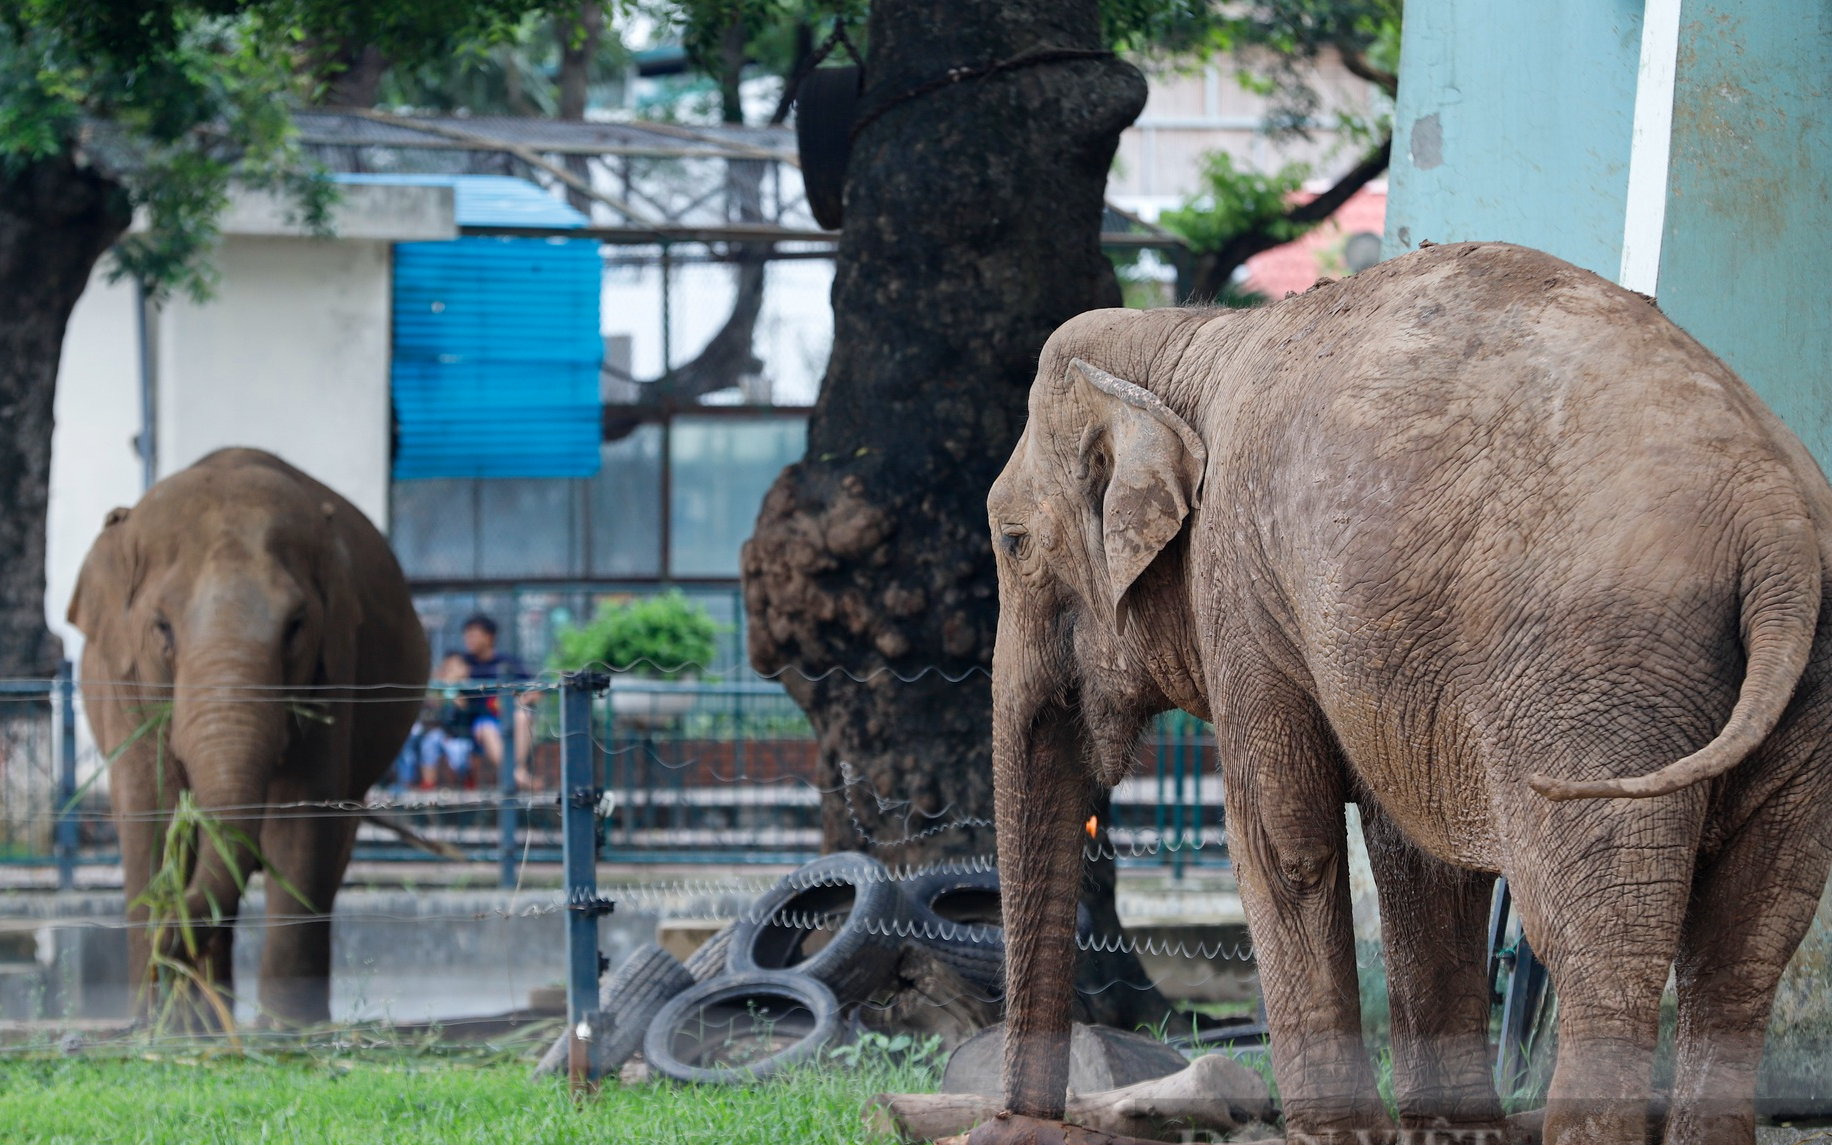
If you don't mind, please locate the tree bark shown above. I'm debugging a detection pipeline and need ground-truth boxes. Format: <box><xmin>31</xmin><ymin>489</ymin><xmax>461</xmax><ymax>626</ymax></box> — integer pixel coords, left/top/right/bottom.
<box><xmin>0</xmin><ymin>155</ymin><xmax>132</xmax><ymax>678</ymax></box>
<box><xmin>318</xmin><ymin>44</ymin><xmax>391</xmax><ymax>108</ymax></box>
<box><xmin>717</xmin><ymin>16</ymin><xmax>748</xmax><ymax>126</ymax></box>
<box><xmin>742</xmin><ymin>0</ymin><xmax>1171</xmax><ymax>1026</ymax></box>
<box><xmin>557</xmin><ymin>3</ymin><xmax>603</xmax><ymax>215</ymax></box>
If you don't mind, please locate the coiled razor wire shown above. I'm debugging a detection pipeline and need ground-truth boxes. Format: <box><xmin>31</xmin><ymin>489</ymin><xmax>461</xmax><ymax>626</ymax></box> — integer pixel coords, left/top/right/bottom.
<box><xmin>836</xmin><ymin>759</ymin><xmax>997</xmax><ymax>849</ymax></box>
<box><xmin>0</xmin><ymin>657</ymin><xmax>995</xmax><ymax>697</ymax></box>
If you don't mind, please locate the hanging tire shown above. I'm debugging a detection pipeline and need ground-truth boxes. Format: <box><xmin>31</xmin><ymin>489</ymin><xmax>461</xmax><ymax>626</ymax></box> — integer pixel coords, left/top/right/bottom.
<box><xmin>532</xmin><ymin>942</ymin><xmax>694</xmax><ymax>1080</ymax></box>
<box><xmin>726</xmin><ymin>852</ymin><xmax>912</xmax><ymax>1004</ymax></box>
<box><xmin>643</xmin><ymin>970</ymin><xmax>842</xmax><ymax>1084</ymax></box>
<box><xmin>795</xmin><ymin>66</ymin><xmax>860</xmax><ymax>230</ymax></box>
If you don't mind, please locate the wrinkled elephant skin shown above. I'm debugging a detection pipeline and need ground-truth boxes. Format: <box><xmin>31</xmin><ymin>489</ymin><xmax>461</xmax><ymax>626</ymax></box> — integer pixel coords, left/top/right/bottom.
<box><xmin>987</xmin><ymin>243</ymin><xmax>1832</xmax><ymax>1145</ymax></box>
<box><xmin>69</xmin><ymin>448</ymin><xmax>428</xmax><ymax>1027</ymax></box>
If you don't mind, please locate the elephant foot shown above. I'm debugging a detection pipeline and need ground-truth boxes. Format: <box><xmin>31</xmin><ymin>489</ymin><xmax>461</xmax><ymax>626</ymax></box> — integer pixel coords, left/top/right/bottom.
<box><xmin>1393</xmin><ymin>1126</ymin><xmax>1518</xmax><ymax>1145</ymax></box>
<box><xmin>1512</xmin><ymin>1102</ymin><xmax>1668</xmax><ymax>1145</ymax></box>
<box><xmin>961</xmin><ymin>1113</ymin><xmax>1164</xmax><ymax>1145</ymax></box>
<box><xmin>1282</xmin><ymin>1131</ymin><xmax>1513</xmax><ymax>1145</ymax></box>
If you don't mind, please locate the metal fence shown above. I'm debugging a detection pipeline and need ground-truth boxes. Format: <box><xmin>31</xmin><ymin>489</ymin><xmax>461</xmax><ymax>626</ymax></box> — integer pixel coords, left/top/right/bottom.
<box><xmin>0</xmin><ymin>673</ymin><xmax>1226</xmax><ymax>879</ymax></box>
<box><xmin>0</xmin><ymin>667</ymin><xmax>110</xmax><ymax>887</ymax></box>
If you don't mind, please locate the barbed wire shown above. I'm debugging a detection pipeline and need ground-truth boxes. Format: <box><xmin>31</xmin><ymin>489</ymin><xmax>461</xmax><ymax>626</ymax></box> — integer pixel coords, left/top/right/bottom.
<box><xmin>0</xmin><ymin>655</ymin><xmax>1000</xmax><ymax>695</ymax></box>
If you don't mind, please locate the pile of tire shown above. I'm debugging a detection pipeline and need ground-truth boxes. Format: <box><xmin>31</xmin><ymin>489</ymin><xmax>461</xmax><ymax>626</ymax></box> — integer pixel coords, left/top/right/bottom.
<box><xmin>534</xmin><ymin>852</ymin><xmax>1016</xmax><ymax>1084</ymax></box>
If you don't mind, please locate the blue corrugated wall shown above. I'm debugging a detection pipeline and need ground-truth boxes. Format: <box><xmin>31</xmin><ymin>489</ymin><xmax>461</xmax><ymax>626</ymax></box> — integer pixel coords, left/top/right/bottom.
<box><xmin>361</xmin><ymin>175</ymin><xmax>602</xmax><ymax>479</ymax></box>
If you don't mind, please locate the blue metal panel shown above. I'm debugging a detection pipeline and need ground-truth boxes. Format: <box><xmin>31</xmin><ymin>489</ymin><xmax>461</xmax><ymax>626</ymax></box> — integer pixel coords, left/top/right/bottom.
<box><xmin>370</xmin><ymin>175</ymin><xmax>601</xmax><ymax>480</ymax></box>
<box><xmin>393</xmin><ymin>239</ymin><xmax>603</xmax><ymax>365</ymax></box>
<box><xmin>1658</xmin><ymin>2</ymin><xmax>1832</xmax><ymax>470</ymax></box>
<box><xmin>1384</xmin><ymin>0</ymin><xmax>1644</xmax><ymax>278</ymax></box>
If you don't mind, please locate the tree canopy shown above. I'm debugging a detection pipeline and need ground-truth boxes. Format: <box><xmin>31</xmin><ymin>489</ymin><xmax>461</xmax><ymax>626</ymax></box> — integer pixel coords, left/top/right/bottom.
<box><xmin>0</xmin><ymin>0</ymin><xmax>556</xmax><ymax>298</ymax></box>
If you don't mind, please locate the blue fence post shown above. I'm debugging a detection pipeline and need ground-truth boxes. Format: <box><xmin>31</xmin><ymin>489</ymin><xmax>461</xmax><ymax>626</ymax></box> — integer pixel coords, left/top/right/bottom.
<box><xmin>1171</xmin><ymin>717</ymin><xmax>1187</xmax><ymax>882</ymax></box>
<box><xmin>1191</xmin><ymin>721</ymin><xmax>1205</xmax><ymax>866</ymax></box>
<box><xmin>498</xmin><ymin>684</ymin><xmax>519</xmax><ymax>890</ymax></box>
<box><xmin>562</xmin><ymin>672</ymin><xmax>613</xmax><ymax>1088</ymax></box>
<box><xmin>55</xmin><ymin>662</ymin><xmax>78</xmax><ymax>892</ymax></box>
<box><xmin>1153</xmin><ymin>719</ymin><xmax>1168</xmax><ymax>871</ymax></box>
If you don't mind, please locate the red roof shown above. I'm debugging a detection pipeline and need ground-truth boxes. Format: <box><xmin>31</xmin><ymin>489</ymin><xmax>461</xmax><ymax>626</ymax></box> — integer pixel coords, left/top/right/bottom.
<box><xmin>1241</xmin><ymin>185</ymin><xmax>1386</xmax><ymax>300</ymax></box>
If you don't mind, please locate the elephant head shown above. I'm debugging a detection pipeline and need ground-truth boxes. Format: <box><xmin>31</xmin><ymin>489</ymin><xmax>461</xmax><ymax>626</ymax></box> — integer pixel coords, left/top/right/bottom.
<box><xmin>986</xmin><ymin>312</ymin><xmax>1213</xmax><ymax>1119</ymax></box>
<box><xmin>67</xmin><ymin>455</ymin><xmax>362</xmax><ymax>1005</ymax></box>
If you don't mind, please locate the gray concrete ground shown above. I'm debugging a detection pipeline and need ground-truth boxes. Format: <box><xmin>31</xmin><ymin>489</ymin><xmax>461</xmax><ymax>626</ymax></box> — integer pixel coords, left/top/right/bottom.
<box><xmin>0</xmin><ymin>861</ymin><xmax>1248</xmax><ymax>1023</ymax></box>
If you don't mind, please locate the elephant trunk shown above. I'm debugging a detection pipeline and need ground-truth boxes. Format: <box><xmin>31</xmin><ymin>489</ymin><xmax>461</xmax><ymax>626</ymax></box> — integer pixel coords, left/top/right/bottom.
<box><xmin>993</xmin><ymin>675</ymin><xmax>1093</xmax><ymax>1121</ymax></box>
<box><xmin>166</xmin><ymin>644</ymin><xmax>287</xmax><ymax>957</ymax></box>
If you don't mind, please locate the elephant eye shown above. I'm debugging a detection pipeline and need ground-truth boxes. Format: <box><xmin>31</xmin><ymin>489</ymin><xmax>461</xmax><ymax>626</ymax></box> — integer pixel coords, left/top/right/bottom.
<box><xmin>999</xmin><ymin>524</ymin><xmax>1031</xmax><ymax>559</ymax></box>
<box><xmin>152</xmin><ymin>618</ymin><xmax>174</xmax><ymax>659</ymax></box>
<box><xmin>283</xmin><ymin>612</ymin><xmax>306</xmax><ymax>649</ymax></box>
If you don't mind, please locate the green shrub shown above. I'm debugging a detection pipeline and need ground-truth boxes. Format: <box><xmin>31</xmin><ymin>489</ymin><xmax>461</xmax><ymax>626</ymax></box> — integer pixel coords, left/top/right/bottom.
<box><xmin>548</xmin><ymin>591</ymin><xmax>719</xmax><ymax>677</ymax></box>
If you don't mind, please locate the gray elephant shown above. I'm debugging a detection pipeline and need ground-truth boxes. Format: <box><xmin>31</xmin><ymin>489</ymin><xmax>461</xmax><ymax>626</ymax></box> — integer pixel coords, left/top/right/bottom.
<box><xmin>68</xmin><ymin>448</ymin><xmax>428</xmax><ymax>1026</ymax></box>
<box><xmin>981</xmin><ymin>244</ymin><xmax>1832</xmax><ymax>1145</ymax></box>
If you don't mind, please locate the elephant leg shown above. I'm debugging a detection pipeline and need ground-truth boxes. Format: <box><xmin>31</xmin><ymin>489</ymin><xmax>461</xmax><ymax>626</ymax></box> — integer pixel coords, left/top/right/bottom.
<box><xmin>1359</xmin><ymin>799</ymin><xmax>1503</xmax><ymax>1140</ymax></box>
<box><xmin>1506</xmin><ymin>801</ymin><xmax>1697</xmax><ymax>1145</ymax></box>
<box><xmin>1222</xmin><ymin>685</ymin><xmax>1389</xmax><ymax>1144</ymax></box>
<box><xmin>252</xmin><ymin>773</ymin><xmax>351</xmax><ymax>1027</ymax></box>
<box><xmin>1665</xmin><ymin>782</ymin><xmax>1832</xmax><ymax>1145</ymax></box>
<box><xmin>113</xmin><ymin>738</ymin><xmax>184</xmax><ymax>1023</ymax></box>
<box><xmin>116</xmin><ymin>801</ymin><xmax>164</xmax><ymax>1022</ymax></box>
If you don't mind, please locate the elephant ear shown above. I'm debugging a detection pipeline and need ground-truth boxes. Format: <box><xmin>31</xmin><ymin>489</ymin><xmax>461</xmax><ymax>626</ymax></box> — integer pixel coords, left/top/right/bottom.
<box><xmin>1068</xmin><ymin>358</ymin><xmax>1206</xmax><ymax>628</ymax></box>
<box><xmin>67</xmin><ymin>507</ymin><xmax>140</xmax><ymax>677</ymax></box>
<box><xmin>314</xmin><ymin>527</ymin><xmax>365</xmax><ymax>688</ymax></box>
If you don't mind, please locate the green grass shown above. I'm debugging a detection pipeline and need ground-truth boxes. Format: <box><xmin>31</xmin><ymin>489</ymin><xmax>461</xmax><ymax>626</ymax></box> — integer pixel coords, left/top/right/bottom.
<box><xmin>0</xmin><ymin>1047</ymin><xmax>940</xmax><ymax>1144</ymax></box>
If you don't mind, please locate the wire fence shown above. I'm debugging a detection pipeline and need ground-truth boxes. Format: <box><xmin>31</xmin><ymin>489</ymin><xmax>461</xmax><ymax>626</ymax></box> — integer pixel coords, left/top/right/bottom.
<box><xmin>0</xmin><ymin>669</ymin><xmax>1227</xmax><ymax>878</ymax></box>
<box><xmin>10</xmin><ymin>667</ymin><xmax>1827</xmax><ymax>1131</ymax></box>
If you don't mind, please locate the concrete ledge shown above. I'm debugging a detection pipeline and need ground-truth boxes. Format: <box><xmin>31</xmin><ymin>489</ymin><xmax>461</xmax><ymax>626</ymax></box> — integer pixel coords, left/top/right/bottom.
<box><xmin>216</xmin><ymin>183</ymin><xmax>457</xmax><ymax>241</ymax></box>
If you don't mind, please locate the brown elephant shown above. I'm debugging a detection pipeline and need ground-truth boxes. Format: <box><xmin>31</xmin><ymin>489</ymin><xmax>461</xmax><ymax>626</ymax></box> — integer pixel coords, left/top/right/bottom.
<box><xmin>981</xmin><ymin>243</ymin><xmax>1832</xmax><ymax>1145</ymax></box>
<box><xmin>68</xmin><ymin>448</ymin><xmax>428</xmax><ymax>1027</ymax></box>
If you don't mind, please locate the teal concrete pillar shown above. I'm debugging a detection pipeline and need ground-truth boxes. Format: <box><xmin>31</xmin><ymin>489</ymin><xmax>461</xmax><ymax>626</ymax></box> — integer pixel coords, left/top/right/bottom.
<box><xmin>1386</xmin><ymin>1</ymin><xmax>1832</xmax><ymax>469</ymax></box>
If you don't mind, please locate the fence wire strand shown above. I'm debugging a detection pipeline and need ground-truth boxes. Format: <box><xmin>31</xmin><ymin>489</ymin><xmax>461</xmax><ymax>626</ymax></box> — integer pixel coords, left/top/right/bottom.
<box><xmin>0</xmin><ymin>669</ymin><xmax>1246</xmax><ymax>1065</ymax></box>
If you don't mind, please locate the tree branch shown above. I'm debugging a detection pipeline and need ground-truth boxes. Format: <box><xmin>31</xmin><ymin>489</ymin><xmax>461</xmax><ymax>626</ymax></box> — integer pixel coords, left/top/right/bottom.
<box><xmin>1190</xmin><ymin>134</ymin><xmax>1391</xmax><ymax>301</ymax></box>
<box><xmin>1337</xmin><ymin>46</ymin><xmax>1398</xmax><ymax>98</ymax></box>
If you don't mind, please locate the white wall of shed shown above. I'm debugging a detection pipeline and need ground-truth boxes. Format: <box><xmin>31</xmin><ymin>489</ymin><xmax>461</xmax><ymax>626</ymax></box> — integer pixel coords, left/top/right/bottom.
<box><xmin>155</xmin><ymin>235</ymin><xmax>394</xmax><ymax>528</ymax></box>
<box><xmin>47</xmin><ymin>269</ymin><xmax>146</xmax><ymax>664</ymax></box>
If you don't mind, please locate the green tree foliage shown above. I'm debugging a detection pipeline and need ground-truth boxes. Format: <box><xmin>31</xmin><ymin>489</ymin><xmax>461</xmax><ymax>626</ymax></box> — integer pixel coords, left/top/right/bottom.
<box><xmin>0</xmin><ymin>0</ymin><xmax>562</xmax><ymax>679</ymax></box>
<box><xmin>549</xmin><ymin>591</ymin><xmax>721</xmax><ymax>675</ymax></box>
<box><xmin>379</xmin><ymin>8</ymin><xmax>633</xmax><ymax>117</ymax></box>
<box><xmin>1160</xmin><ymin>153</ymin><xmax>1312</xmax><ymax>254</ymax></box>
<box><xmin>0</xmin><ymin>6</ymin><xmax>328</xmax><ymax>299</ymax></box>
<box><xmin>1143</xmin><ymin>1</ymin><xmax>1403</xmax><ymax>300</ymax></box>
<box><xmin>0</xmin><ymin>0</ymin><xmax>557</xmax><ymax>297</ymax></box>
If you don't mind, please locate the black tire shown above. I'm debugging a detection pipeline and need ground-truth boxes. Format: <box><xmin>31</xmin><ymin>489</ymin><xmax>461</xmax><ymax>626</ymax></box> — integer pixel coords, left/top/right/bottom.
<box><xmin>897</xmin><ymin>867</ymin><xmax>1093</xmax><ymax>996</ymax></box>
<box><xmin>899</xmin><ymin>867</ymin><xmax>1007</xmax><ymax>994</ymax></box>
<box><xmin>684</xmin><ymin>923</ymin><xmax>737</xmax><ymax>983</ymax></box>
<box><xmin>532</xmin><ymin>942</ymin><xmax>694</xmax><ymax>1080</ymax></box>
<box><xmin>726</xmin><ymin>852</ymin><xmax>912</xmax><ymax>1004</ymax></box>
<box><xmin>643</xmin><ymin>970</ymin><xmax>842</xmax><ymax>1084</ymax></box>
<box><xmin>794</xmin><ymin>66</ymin><xmax>860</xmax><ymax>230</ymax></box>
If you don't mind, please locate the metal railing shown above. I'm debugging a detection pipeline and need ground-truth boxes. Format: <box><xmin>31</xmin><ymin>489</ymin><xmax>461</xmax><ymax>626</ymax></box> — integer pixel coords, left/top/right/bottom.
<box><xmin>0</xmin><ymin>673</ymin><xmax>1227</xmax><ymax>879</ymax></box>
<box><xmin>0</xmin><ymin>664</ymin><xmax>106</xmax><ymax>889</ymax></box>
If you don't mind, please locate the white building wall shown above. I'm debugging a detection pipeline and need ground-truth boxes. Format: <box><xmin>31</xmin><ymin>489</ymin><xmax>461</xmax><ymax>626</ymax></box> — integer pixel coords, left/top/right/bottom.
<box><xmin>1110</xmin><ymin>57</ymin><xmax>1380</xmax><ymax>220</ymax></box>
<box><xmin>47</xmin><ymin>183</ymin><xmax>454</xmax><ymax>662</ymax></box>
<box><xmin>47</xmin><ymin>272</ymin><xmax>146</xmax><ymax>661</ymax></box>
<box><xmin>155</xmin><ymin>235</ymin><xmax>395</xmax><ymax>526</ymax></box>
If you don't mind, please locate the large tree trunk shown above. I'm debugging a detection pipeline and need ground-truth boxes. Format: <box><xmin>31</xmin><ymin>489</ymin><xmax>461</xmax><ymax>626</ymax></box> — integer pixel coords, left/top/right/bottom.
<box><xmin>0</xmin><ymin>156</ymin><xmax>131</xmax><ymax>678</ymax></box>
<box><xmin>557</xmin><ymin>4</ymin><xmax>603</xmax><ymax>216</ymax></box>
<box><xmin>316</xmin><ymin>44</ymin><xmax>391</xmax><ymax>108</ymax></box>
<box><xmin>742</xmin><ymin>0</ymin><xmax>1170</xmax><ymax>1026</ymax></box>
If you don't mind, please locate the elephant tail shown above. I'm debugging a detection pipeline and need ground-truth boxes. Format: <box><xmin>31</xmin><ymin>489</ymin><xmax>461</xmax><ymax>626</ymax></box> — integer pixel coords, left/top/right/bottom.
<box><xmin>1530</xmin><ymin>512</ymin><xmax>1823</xmax><ymax>801</ymax></box>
